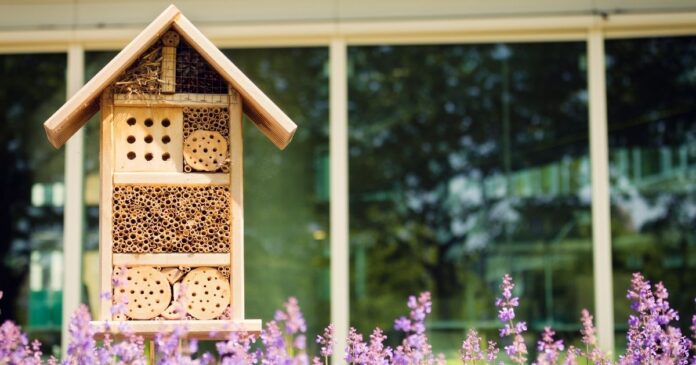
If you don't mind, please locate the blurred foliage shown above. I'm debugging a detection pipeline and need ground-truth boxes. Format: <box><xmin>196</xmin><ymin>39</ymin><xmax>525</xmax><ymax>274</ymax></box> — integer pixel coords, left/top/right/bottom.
<box><xmin>0</xmin><ymin>53</ymin><xmax>66</xmax><ymax>348</ymax></box>
<box><xmin>224</xmin><ymin>47</ymin><xmax>330</xmax><ymax>347</ymax></box>
<box><xmin>606</xmin><ymin>36</ymin><xmax>696</xmax><ymax>339</ymax></box>
<box><xmin>348</xmin><ymin>43</ymin><xmax>595</xmax><ymax>354</ymax></box>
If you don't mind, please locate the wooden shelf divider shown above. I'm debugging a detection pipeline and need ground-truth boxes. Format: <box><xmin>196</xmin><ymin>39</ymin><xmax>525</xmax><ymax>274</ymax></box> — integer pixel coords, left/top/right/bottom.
<box><xmin>113</xmin><ymin>172</ymin><xmax>229</xmax><ymax>185</ymax></box>
<box><xmin>113</xmin><ymin>253</ymin><xmax>230</xmax><ymax>267</ymax></box>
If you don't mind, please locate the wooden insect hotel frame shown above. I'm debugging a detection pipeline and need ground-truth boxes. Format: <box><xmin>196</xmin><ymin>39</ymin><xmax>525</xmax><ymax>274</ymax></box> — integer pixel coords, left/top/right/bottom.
<box><xmin>42</xmin><ymin>5</ymin><xmax>296</xmax><ymax>337</ymax></box>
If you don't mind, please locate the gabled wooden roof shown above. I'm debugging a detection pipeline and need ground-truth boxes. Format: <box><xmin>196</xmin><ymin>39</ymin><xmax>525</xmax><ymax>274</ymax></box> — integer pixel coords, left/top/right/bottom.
<box><xmin>43</xmin><ymin>4</ymin><xmax>297</xmax><ymax>150</ymax></box>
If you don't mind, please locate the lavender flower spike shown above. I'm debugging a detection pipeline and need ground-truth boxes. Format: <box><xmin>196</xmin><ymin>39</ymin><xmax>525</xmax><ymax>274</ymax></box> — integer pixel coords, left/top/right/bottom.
<box><xmin>496</xmin><ymin>274</ymin><xmax>528</xmax><ymax>365</ymax></box>
<box><xmin>460</xmin><ymin>329</ymin><xmax>484</xmax><ymax>364</ymax></box>
<box><xmin>533</xmin><ymin>327</ymin><xmax>564</xmax><ymax>365</ymax></box>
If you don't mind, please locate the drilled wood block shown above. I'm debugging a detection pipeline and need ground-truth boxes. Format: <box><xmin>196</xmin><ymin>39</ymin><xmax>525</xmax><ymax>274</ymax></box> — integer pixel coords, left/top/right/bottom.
<box><xmin>113</xmin><ymin>106</ymin><xmax>183</xmax><ymax>172</ymax></box>
<box><xmin>115</xmin><ymin>267</ymin><xmax>171</xmax><ymax>320</ymax></box>
<box><xmin>182</xmin><ymin>267</ymin><xmax>230</xmax><ymax>320</ymax></box>
<box><xmin>184</xmin><ymin>130</ymin><xmax>228</xmax><ymax>172</ymax></box>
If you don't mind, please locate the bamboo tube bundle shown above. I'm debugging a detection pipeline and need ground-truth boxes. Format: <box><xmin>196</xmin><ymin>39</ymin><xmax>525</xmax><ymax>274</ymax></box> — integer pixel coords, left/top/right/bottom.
<box><xmin>112</xmin><ymin>184</ymin><xmax>231</xmax><ymax>253</ymax></box>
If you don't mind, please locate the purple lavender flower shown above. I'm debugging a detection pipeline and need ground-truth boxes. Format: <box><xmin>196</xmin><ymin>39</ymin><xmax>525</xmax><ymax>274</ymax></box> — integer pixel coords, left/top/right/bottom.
<box><xmin>460</xmin><ymin>329</ymin><xmax>484</xmax><ymax>363</ymax></box>
<box><xmin>563</xmin><ymin>346</ymin><xmax>579</xmax><ymax>365</ymax></box>
<box><xmin>486</xmin><ymin>340</ymin><xmax>499</xmax><ymax>362</ymax></box>
<box><xmin>496</xmin><ymin>274</ymin><xmax>528</xmax><ymax>365</ymax></box>
<box><xmin>345</xmin><ymin>327</ymin><xmax>369</xmax><ymax>364</ymax></box>
<box><xmin>366</xmin><ymin>328</ymin><xmax>392</xmax><ymax>364</ymax></box>
<box><xmin>391</xmin><ymin>292</ymin><xmax>443</xmax><ymax>364</ymax></box>
<box><xmin>266</xmin><ymin>297</ymin><xmax>310</xmax><ymax>365</ymax></box>
<box><xmin>217</xmin><ymin>331</ymin><xmax>258</xmax><ymax>365</ymax></box>
<box><xmin>63</xmin><ymin>304</ymin><xmax>99</xmax><ymax>365</ymax></box>
<box><xmin>275</xmin><ymin>297</ymin><xmax>307</xmax><ymax>335</ymax></box>
<box><xmin>533</xmin><ymin>327</ymin><xmax>564</xmax><ymax>365</ymax></box>
<box><xmin>579</xmin><ymin>309</ymin><xmax>609</xmax><ymax>364</ymax></box>
<box><xmin>316</xmin><ymin>323</ymin><xmax>335</xmax><ymax>360</ymax></box>
<box><xmin>619</xmin><ymin>272</ymin><xmax>691</xmax><ymax>365</ymax></box>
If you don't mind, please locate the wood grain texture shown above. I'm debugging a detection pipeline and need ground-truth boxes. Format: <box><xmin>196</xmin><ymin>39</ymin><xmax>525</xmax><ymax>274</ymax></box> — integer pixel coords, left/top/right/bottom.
<box><xmin>113</xmin><ymin>172</ymin><xmax>230</xmax><ymax>185</ymax></box>
<box><xmin>173</xmin><ymin>14</ymin><xmax>297</xmax><ymax>150</ymax></box>
<box><xmin>99</xmin><ymin>90</ymin><xmax>114</xmax><ymax>321</ymax></box>
<box><xmin>113</xmin><ymin>253</ymin><xmax>231</xmax><ymax>266</ymax></box>
<box><xmin>113</xmin><ymin>106</ymin><xmax>183</xmax><ymax>172</ymax></box>
<box><xmin>89</xmin><ymin>319</ymin><xmax>262</xmax><ymax>338</ymax></box>
<box><xmin>43</xmin><ymin>4</ymin><xmax>180</xmax><ymax>148</ymax></box>
<box><xmin>229</xmin><ymin>88</ymin><xmax>245</xmax><ymax>320</ymax></box>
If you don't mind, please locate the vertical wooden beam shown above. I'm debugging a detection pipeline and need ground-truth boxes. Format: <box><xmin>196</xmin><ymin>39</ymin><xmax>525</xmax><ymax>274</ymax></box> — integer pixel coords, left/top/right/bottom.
<box><xmin>329</xmin><ymin>38</ymin><xmax>349</xmax><ymax>365</ymax></box>
<box><xmin>62</xmin><ymin>43</ymin><xmax>84</xmax><ymax>352</ymax></box>
<box><xmin>160</xmin><ymin>31</ymin><xmax>180</xmax><ymax>94</ymax></box>
<box><xmin>229</xmin><ymin>87</ymin><xmax>245</xmax><ymax>320</ymax></box>
<box><xmin>588</xmin><ymin>28</ymin><xmax>615</xmax><ymax>355</ymax></box>
<box><xmin>99</xmin><ymin>88</ymin><xmax>115</xmax><ymax>321</ymax></box>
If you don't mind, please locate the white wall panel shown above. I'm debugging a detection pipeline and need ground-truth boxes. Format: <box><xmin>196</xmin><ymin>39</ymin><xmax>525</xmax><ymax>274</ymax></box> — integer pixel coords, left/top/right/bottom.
<box><xmin>1</xmin><ymin>0</ymin><xmax>695</xmax><ymax>31</ymax></box>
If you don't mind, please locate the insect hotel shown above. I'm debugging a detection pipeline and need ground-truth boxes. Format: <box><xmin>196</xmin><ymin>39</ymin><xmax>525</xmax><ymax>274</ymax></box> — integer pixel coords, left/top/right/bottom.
<box><xmin>42</xmin><ymin>5</ymin><xmax>296</xmax><ymax>336</ymax></box>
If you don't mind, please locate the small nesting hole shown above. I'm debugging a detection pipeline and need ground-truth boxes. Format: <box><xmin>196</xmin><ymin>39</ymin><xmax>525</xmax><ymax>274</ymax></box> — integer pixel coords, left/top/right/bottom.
<box><xmin>127</xmin><ymin>152</ymin><xmax>136</xmax><ymax>160</ymax></box>
<box><xmin>127</xmin><ymin>118</ymin><xmax>136</xmax><ymax>126</ymax></box>
<box><xmin>127</xmin><ymin>136</ymin><xmax>136</xmax><ymax>144</ymax></box>
<box><xmin>162</xmin><ymin>135</ymin><xmax>171</xmax><ymax>144</ymax></box>
<box><xmin>162</xmin><ymin>119</ymin><xmax>171</xmax><ymax>127</ymax></box>
<box><xmin>145</xmin><ymin>153</ymin><xmax>153</xmax><ymax>161</ymax></box>
<box><xmin>144</xmin><ymin>135</ymin><xmax>153</xmax><ymax>143</ymax></box>
<box><xmin>144</xmin><ymin>119</ymin><xmax>153</xmax><ymax>127</ymax></box>
<box><xmin>162</xmin><ymin>153</ymin><xmax>171</xmax><ymax>161</ymax></box>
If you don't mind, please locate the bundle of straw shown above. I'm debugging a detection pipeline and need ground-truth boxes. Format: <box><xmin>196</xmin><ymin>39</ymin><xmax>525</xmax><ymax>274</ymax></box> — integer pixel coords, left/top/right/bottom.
<box><xmin>113</xmin><ymin>46</ymin><xmax>164</xmax><ymax>95</ymax></box>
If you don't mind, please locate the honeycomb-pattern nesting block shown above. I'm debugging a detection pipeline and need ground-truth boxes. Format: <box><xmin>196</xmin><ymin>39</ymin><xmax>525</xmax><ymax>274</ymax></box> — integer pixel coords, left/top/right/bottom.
<box><xmin>112</xmin><ymin>185</ymin><xmax>231</xmax><ymax>253</ymax></box>
<box><xmin>113</xmin><ymin>106</ymin><xmax>183</xmax><ymax>172</ymax></box>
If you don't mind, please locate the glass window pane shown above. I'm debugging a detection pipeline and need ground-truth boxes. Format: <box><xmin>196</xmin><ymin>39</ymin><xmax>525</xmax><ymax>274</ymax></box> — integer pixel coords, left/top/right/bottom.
<box><xmin>82</xmin><ymin>51</ymin><xmax>117</xmax><ymax>318</ymax></box>
<box><xmin>223</xmin><ymin>48</ymin><xmax>330</xmax><ymax>343</ymax></box>
<box><xmin>606</xmin><ymin>36</ymin><xmax>696</xmax><ymax>350</ymax></box>
<box><xmin>348</xmin><ymin>43</ymin><xmax>591</xmax><ymax>359</ymax></box>
<box><xmin>0</xmin><ymin>53</ymin><xmax>66</xmax><ymax>353</ymax></box>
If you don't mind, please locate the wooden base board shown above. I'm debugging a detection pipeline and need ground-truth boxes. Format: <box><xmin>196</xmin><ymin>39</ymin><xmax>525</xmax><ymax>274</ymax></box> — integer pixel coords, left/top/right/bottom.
<box><xmin>89</xmin><ymin>319</ymin><xmax>262</xmax><ymax>339</ymax></box>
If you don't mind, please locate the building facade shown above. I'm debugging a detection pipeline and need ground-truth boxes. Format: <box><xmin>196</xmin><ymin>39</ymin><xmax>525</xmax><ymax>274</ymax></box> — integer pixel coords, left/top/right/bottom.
<box><xmin>0</xmin><ymin>0</ymin><xmax>695</xmax><ymax>361</ymax></box>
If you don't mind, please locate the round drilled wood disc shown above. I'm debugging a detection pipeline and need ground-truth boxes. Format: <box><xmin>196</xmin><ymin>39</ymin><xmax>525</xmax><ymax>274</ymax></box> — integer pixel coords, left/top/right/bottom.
<box><xmin>182</xmin><ymin>267</ymin><xmax>230</xmax><ymax>320</ymax></box>
<box><xmin>117</xmin><ymin>267</ymin><xmax>171</xmax><ymax>320</ymax></box>
<box><xmin>183</xmin><ymin>130</ymin><xmax>228</xmax><ymax>172</ymax></box>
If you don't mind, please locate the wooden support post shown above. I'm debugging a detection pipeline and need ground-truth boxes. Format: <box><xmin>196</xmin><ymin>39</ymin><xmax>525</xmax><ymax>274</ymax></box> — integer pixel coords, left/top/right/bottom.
<box><xmin>160</xmin><ymin>31</ymin><xmax>179</xmax><ymax>94</ymax></box>
<box><xmin>99</xmin><ymin>89</ymin><xmax>115</xmax><ymax>320</ymax></box>
<box><xmin>229</xmin><ymin>87</ymin><xmax>244</xmax><ymax>320</ymax></box>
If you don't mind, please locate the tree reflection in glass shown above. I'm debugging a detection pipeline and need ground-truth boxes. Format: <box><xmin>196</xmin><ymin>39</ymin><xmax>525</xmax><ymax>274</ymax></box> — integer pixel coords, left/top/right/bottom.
<box><xmin>606</xmin><ymin>36</ymin><xmax>696</xmax><ymax>352</ymax></box>
<box><xmin>348</xmin><ymin>43</ymin><xmax>592</xmax><ymax>358</ymax></box>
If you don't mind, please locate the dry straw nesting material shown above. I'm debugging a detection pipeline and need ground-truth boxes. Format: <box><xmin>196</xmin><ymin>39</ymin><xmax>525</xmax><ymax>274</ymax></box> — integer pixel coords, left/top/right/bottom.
<box><xmin>112</xmin><ymin>185</ymin><xmax>231</xmax><ymax>253</ymax></box>
<box><xmin>113</xmin><ymin>45</ymin><xmax>164</xmax><ymax>95</ymax></box>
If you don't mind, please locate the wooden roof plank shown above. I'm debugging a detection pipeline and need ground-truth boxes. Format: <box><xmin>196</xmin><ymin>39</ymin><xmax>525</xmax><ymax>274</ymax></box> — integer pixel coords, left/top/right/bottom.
<box><xmin>43</xmin><ymin>4</ymin><xmax>180</xmax><ymax>148</ymax></box>
<box><xmin>43</xmin><ymin>4</ymin><xmax>297</xmax><ymax>150</ymax></box>
<box><xmin>172</xmin><ymin>14</ymin><xmax>297</xmax><ymax>150</ymax></box>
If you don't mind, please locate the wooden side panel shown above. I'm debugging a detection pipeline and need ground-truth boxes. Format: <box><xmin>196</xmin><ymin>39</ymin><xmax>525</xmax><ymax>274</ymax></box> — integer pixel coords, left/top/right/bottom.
<box><xmin>99</xmin><ymin>90</ymin><xmax>114</xmax><ymax>321</ymax></box>
<box><xmin>229</xmin><ymin>88</ymin><xmax>245</xmax><ymax>320</ymax></box>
